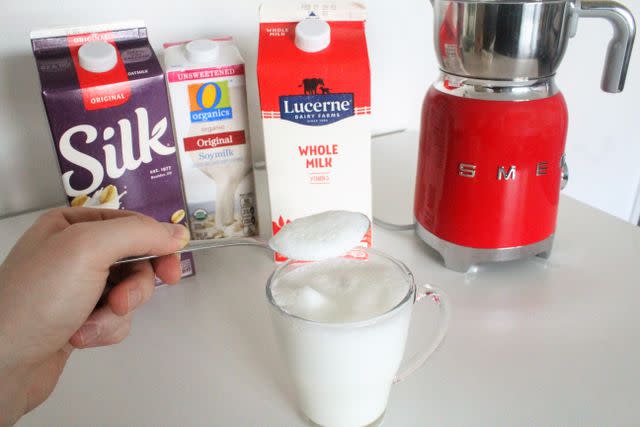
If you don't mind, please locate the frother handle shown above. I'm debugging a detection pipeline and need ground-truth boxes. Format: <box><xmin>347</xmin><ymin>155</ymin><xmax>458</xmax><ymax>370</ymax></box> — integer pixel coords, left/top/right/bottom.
<box><xmin>577</xmin><ymin>0</ymin><xmax>636</xmax><ymax>93</ymax></box>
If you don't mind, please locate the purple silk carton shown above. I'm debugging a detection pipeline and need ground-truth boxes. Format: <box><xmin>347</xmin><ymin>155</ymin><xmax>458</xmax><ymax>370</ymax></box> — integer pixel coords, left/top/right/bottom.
<box><xmin>31</xmin><ymin>21</ymin><xmax>195</xmax><ymax>280</ymax></box>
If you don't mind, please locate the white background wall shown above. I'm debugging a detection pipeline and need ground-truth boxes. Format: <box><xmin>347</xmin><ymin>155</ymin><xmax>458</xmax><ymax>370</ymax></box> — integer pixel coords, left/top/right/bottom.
<box><xmin>0</xmin><ymin>0</ymin><xmax>639</xmax><ymax>223</ymax></box>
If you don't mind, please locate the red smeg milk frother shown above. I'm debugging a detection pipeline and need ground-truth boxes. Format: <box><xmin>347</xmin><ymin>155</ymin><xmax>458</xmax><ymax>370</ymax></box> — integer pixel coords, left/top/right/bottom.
<box><xmin>415</xmin><ymin>0</ymin><xmax>636</xmax><ymax>272</ymax></box>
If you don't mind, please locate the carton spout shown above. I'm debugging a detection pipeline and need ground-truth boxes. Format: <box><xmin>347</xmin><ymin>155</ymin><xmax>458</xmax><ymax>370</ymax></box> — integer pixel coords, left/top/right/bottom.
<box><xmin>295</xmin><ymin>16</ymin><xmax>331</xmax><ymax>53</ymax></box>
<box><xmin>78</xmin><ymin>41</ymin><xmax>117</xmax><ymax>73</ymax></box>
<box><xmin>185</xmin><ymin>39</ymin><xmax>220</xmax><ymax>63</ymax></box>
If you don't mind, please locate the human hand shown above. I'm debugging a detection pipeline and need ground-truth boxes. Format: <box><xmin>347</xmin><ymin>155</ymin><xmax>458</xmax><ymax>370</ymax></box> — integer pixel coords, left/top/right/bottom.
<box><xmin>0</xmin><ymin>208</ymin><xmax>189</xmax><ymax>427</ymax></box>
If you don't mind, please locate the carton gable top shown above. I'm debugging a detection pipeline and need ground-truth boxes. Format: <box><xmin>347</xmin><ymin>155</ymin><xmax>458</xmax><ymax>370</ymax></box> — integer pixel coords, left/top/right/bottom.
<box><xmin>163</xmin><ymin>38</ymin><xmax>245</xmax><ymax>72</ymax></box>
<box><xmin>257</xmin><ymin>2</ymin><xmax>370</xmax><ymax>112</ymax></box>
<box><xmin>30</xmin><ymin>20</ymin><xmax>146</xmax><ymax>40</ymax></box>
<box><xmin>259</xmin><ymin>1</ymin><xmax>366</xmax><ymax>23</ymax></box>
<box><xmin>31</xmin><ymin>21</ymin><xmax>162</xmax><ymax>93</ymax></box>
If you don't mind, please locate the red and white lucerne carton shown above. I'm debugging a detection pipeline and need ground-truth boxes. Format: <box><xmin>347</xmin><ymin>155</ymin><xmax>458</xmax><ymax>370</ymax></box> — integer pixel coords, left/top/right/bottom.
<box><xmin>257</xmin><ymin>2</ymin><xmax>372</xmax><ymax>261</ymax></box>
<box><xmin>164</xmin><ymin>38</ymin><xmax>258</xmax><ymax>240</ymax></box>
<box><xmin>31</xmin><ymin>21</ymin><xmax>195</xmax><ymax>280</ymax></box>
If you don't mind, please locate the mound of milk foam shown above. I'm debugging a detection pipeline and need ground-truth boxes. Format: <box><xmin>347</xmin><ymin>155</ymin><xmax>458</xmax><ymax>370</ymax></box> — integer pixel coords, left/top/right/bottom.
<box><xmin>271</xmin><ymin>257</ymin><xmax>409</xmax><ymax>323</ymax></box>
<box><xmin>268</xmin><ymin>210</ymin><xmax>370</xmax><ymax>261</ymax></box>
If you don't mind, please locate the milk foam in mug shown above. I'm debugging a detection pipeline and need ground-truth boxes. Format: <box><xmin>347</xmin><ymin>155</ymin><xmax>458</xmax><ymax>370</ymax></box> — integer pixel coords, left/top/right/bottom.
<box><xmin>257</xmin><ymin>1</ymin><xmax>372</xmax><ymax>261</ymax></box>
<box><xmin>267</xmin><ymin>250</ymin><xmax>450</xmax><ymax>427</ymax></box>
<box><xmin>165</xmin><ymin>38</ymin><xmax>257</xmax><ymax>240</ymax></box>
<box><xmin>31</xmin><ymin>21</ymin><xmax>195</xmax><ymax>281</ymax></box>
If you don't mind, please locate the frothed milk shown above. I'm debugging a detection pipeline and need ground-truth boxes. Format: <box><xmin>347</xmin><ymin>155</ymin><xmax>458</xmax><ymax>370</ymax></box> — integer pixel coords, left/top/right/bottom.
<box><xmin>164</xmin><ymin>38</ymin><xmax>257</xmax><ymax>240</ymax></box>
<box><xmin>272</xmin><ymin>258</ymin><xmax>408</xmax><ymax>322</ymax></box>
<box><xmin>269</xmin><ymin>210</ymin><xmax>370</xmax><ymax>261</ymax></box>
<box><xmin>269</xmin><ymin>255</ymin><xmax>413</xmax><ymax>427</ymax></box>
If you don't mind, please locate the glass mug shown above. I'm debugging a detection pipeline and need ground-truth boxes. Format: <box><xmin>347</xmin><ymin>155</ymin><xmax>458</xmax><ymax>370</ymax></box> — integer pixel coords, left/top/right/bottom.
<box><xmin>266</xmin><ymin>249</ymin><xmax>450</xmax><ymax>427</ymax></box>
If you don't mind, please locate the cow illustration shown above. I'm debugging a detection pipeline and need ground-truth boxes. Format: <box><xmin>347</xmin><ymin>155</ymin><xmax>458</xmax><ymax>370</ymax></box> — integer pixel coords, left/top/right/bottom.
<box><xmin>299</xmin><ymin>78</ymin><xmax>324</xmax><ymax>95</ymax></box>
<box><xmin>320</xmin><ymin>87</ymin><xmax>331</xmax><ymax>94</ymax></box>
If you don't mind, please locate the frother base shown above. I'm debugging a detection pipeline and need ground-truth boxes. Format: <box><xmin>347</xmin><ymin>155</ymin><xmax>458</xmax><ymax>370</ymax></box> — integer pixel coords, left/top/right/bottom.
<box><xmin>415</xmin><ymin>223</ymin><xmax>554</xmax><ymax>273</ymax></box>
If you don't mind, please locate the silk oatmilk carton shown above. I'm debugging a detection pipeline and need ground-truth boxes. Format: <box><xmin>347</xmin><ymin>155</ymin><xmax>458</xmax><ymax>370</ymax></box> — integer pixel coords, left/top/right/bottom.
<box><xmin>257</xmin><ymin>2</ymin><xmax>372</xmax><ymax>261</ymax></box>
<box><xmin>31</xmin><ymin>21</ymin><xmax>195</xmax><ymax>280</ymax></box>
<box><xmin>164</xmin><ymin>38</ymin><xmax>257</xmax><ymax>240</ymax></box>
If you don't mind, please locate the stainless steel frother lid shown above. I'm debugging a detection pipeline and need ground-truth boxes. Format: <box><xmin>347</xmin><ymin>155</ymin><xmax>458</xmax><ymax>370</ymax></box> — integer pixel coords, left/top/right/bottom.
<box><xmin>430</xmin><ymin>0</ymin><xmax>635</xmax><ymax>92</ymax></box>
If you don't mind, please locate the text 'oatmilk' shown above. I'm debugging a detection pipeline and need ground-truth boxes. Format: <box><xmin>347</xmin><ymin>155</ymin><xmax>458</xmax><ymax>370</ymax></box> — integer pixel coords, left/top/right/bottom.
<box><xmin>164</xmin><ymin>38</ymin><xmax>257</xmax><ymax>240</ymax></box>
<box><xmin>31</xmin><ymin>21</ymin><xmax>194</xmax><ymax>279</ymax></box>
<box><xmin>257</xmin><ymin>2</ymin><xmax>372</xmax><ymax>261</ymax></box>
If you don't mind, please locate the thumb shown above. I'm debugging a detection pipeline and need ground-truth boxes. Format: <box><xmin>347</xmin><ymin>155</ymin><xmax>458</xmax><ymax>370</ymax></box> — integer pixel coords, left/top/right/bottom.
<box><xmin>63</xmin><ymin>214</ymin><xmax>190</xmax><ymax>268</ymax></box>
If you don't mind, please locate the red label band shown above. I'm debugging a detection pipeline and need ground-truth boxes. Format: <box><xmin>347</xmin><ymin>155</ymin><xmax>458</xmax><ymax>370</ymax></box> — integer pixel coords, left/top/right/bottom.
<box><xmin>167</xmin><ymin>64</ymin><xmax>245</xmax><ymax>83</ymax></box>
<box><xmin>67</xmin><ymin>32</ymin><xmax>131</xmax><ymax>111</ymax></box>
<box><xmin>67</xmin><ymin>32</ymin><xmax>118</xmax><ymax>47</ymax></box>
<box><xmin>183</xmin><ymin>131</ymin><xmax>246</xmax><ymax>152</ymax></box>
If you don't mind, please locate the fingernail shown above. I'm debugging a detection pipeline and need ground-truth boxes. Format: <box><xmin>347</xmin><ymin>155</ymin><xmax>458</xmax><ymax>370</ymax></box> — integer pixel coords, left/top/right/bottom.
<box><xmin>128</xmin><ymin>286</ymin><xmax>142</xmax><ymax>311</ymax></box>
<box><xmin>164</xmin><ymin>223</ymin><xmax>190</xmax><ymax>246</ymax></box>
<box><xmin>78</xmin><ymin>323</ymin><xmax>100</xmax><ymax>346</ymax></box>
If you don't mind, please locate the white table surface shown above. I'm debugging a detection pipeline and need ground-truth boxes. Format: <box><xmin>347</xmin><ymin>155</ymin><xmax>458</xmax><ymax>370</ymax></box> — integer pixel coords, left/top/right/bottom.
<box><xmin>4</xmin><ymin>132</ymin><xmax>640</xmax><ymax>426</ymax></box>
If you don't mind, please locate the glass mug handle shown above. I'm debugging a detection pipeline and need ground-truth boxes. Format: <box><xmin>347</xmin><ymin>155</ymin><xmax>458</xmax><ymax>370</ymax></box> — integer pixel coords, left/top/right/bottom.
<box><xmin>393</xmin><ymin>284</ymin><xmax>451</xmax><ymax>384</ymax></box>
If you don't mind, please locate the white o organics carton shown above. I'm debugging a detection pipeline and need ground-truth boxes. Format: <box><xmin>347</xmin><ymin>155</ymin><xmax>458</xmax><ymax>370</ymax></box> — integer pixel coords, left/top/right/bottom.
<box><xmin>257</xmin><ymin>2</ymin><xmax>372</xmax><ymax>262</ymax></box>
<box><xmin>164</xmin><ymin>38</ymin><xmax>258</xmax><ymax>240</ymax></box>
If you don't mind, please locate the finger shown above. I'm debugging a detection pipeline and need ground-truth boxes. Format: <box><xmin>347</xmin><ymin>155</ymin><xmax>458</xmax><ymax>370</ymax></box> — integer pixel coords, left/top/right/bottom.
<box><xmin>63</xmin><ymin>214</ymin><xmax>190</xmax><ymax>268</ymax></box>
<box><xmin>69</xmin><ymin>306</ymin><xmax>132</xmax><ymax>349</ymax></box>
<box><xmin>22</xmin><ymin>208</ymin><xmax>142</xmax><ymax>254</ymax></box>
<box><xmin>61</xmin><ymin>342</ymin><xmax>75</xmax><ymax>358</ymax></box>
<box><xmin>3</xmin><ymin>208</ymin><xmax>96</xmax><ymax>258</ymax></box>
<box><xmin>107</xmin><ymin>260</ymin><xmax>156</xmax><ymax>316</ymax></box>
<box><xmin>33</xmin><ymin>208</ymin><xmax>77</xmax><ymax>234</ymax></box>
<box><xmin>152</xmin><ymin>253</ymin><xmax>183</xmax><ymax>285</ymax></box>
<box><xmin>35</xmin><ymin>207</ymin><xmax>139</xmax><ymax>235</ymax></box>
<box><xmin>60</xmin><ymin>207</ymin><xmax>140</xmax><ymax>225</ymax></box>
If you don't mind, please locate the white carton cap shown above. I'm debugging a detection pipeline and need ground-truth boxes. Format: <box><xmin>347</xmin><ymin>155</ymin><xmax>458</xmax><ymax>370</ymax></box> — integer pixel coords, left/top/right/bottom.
<box><xmin>295</xmin><ymin>17</ymin><xmax>331</xmax><ymax>53</ymax></box>
<box><xmin>185</xmin><ymin>39</ymin><xmax>219</xmax><ymax>63</ymax></box>
<box><xmin>78</xmin><ymin>41</ymin><xmax>118</xmax><ymax>73</ymax></box>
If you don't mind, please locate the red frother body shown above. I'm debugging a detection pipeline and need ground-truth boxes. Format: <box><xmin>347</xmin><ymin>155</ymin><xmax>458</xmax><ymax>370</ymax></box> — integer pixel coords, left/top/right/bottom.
<box><xmin>414</xmin><ymin>86</ymin><xmax>568</xmax><ymax>250</ymax></box>
<box><xmin>418</xmin><ymin>0</ymin><xmax>634</xmax><ymax>271</ymax></box>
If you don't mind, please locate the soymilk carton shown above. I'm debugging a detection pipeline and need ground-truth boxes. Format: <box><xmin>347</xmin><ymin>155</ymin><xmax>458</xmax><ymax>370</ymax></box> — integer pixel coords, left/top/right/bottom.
<box><xmin>164</xmin><ymin>38</ymin><xmax>257</xmax><ymax>240</ymax></box>
<box><xmin>31</xmin><ymin>21</ymin><xmax>194</xmax><ymax>279</ymax></box>
<box><xmin>257</xmin><ymin>2</ymin><xmax>372</xmax><ymax>261</ymax></box>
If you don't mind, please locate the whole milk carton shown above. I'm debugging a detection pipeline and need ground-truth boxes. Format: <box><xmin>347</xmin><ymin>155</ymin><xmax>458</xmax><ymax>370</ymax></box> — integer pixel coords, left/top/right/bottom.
<box><xmin>164</xmin><ymin>38</ymin><xmax>257</xmax><ymax>240</ymax></box>
<box><xmin>257</xmin><ymin>2</ymin><xmax>372</xmax><ymax>261</ymax></box>
<box><xmin>31</xmin><ymin>21</ymin><xmax>195</xmax><ymax>280</ymax></box>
